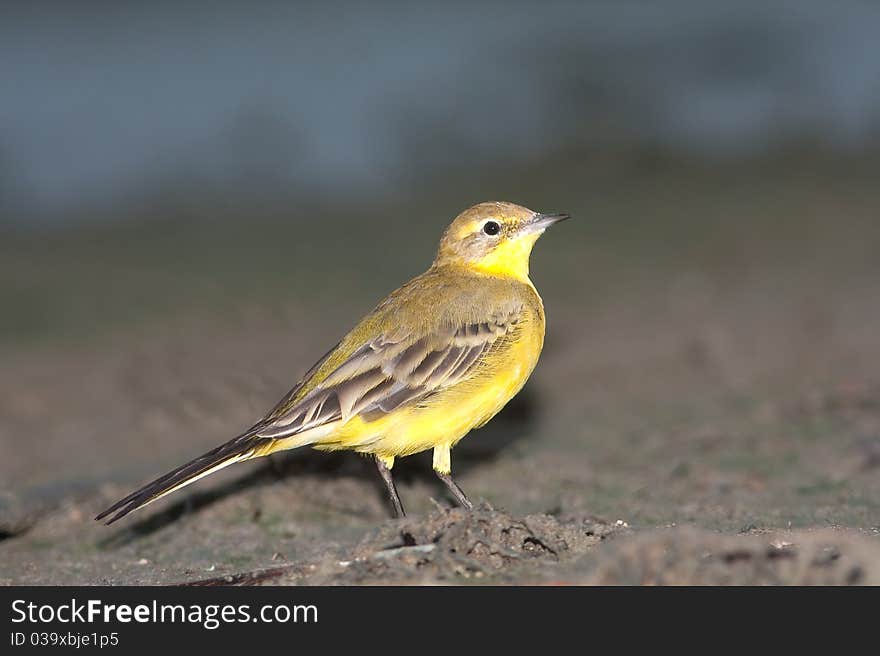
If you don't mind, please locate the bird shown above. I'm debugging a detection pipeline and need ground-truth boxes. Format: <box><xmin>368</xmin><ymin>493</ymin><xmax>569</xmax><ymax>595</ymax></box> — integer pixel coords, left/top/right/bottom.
<box><xmin>96</xmin><ymin>201</ymin><xmax>568</xmax><ymax>524</ymax></box>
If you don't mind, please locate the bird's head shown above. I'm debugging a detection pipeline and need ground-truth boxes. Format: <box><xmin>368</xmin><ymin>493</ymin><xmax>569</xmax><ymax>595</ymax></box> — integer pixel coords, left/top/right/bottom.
<box><xmin>434</xmin><ymin>201</ymin><xmax>569</xmax><ymax>281</ymax></box>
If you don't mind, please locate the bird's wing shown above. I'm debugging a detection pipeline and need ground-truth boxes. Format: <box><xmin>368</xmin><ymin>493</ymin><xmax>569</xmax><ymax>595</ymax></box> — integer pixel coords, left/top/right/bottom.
<box><xmin>254</xmin><ymin>305</ymin><xmax>523</xmax><ymax>440</ymax></box>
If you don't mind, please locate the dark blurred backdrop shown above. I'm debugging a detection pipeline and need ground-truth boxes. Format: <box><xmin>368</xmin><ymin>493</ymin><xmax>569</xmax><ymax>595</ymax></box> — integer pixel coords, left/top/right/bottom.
<box><xmin>3</xmin><ymin>0</ymin><xmax>880</xmax><ymax>357</ymax></box>
<box><xmin>2</xmin><ymin>1</ymin><xmax>879</xmax><ymax>223</ymax></box>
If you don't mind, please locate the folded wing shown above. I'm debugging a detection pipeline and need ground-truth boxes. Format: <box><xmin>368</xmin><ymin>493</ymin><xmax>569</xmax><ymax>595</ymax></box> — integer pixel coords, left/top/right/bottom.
<box><xmin>255</xmin><ymin>307</ymin><xmax>523</xmax><ymax>440</ymax></box>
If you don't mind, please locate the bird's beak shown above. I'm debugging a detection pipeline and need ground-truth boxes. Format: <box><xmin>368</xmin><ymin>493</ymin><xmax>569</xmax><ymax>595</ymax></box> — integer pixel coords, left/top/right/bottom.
<box><xmin>523</xmin><ymin>212</ymin><xmax>570</xmax><ymax>234</ymax></box>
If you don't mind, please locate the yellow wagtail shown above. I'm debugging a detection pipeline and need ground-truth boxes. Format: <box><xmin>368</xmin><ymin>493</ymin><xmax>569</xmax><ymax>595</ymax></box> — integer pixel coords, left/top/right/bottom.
<box><xmin>96</xmin><ymin>201</ymin><xmax>568</xmax><ymax>522</ymax></box>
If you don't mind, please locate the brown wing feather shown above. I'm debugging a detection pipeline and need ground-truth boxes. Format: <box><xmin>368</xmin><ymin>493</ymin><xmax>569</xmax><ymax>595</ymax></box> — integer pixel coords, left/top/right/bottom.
<box><xmin>254</xmin><ymin>307</ymin><xmax>522</xmax><ymax>440</ymax></box>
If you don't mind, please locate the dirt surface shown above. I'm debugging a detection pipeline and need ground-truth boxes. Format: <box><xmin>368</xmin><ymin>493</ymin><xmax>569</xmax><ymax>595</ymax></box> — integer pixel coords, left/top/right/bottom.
<box><xmin>2</xmin><ymin>148</ymin><xmax>879</xmax><ymax>585</ymax></box>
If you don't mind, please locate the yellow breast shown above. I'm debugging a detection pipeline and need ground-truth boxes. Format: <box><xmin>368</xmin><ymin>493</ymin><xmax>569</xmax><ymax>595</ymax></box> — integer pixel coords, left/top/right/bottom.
<box><xmin>321</xmin><ymin>283</ymin><xmax>546</xmax><ymax>459</ymax></box>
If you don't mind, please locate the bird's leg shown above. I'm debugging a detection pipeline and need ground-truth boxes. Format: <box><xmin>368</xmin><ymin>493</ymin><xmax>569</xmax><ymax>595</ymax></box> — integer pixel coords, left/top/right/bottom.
<box><xmin>375</xmin><ymin>455</ymin><xmax>406</xmax><ymax>518</ymax></box>
<box><xmin>436</xmin><ymin>472</ymin><xmax>474</xmax><ymax>509</ymax></box>
<box><xmin>433</xmin><ymin>445</ymin><xmax>474</xmax><ymax>510</ymax></box>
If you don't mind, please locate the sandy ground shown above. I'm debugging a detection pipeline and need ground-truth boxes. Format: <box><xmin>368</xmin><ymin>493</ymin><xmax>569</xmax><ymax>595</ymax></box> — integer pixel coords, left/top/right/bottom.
<box><xmin>2</xmin><ymin>148</ymin><xmax>879</xmax><ymax>585</ymax></box>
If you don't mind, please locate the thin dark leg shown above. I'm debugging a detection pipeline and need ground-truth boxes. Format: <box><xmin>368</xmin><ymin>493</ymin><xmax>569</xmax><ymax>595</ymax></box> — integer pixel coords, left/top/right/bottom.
<box><xmin>436</xmin><ymin>471</ymin><xmax>474</xmax><ymax>510</ymax></box>
<box><xmin>375</xmin><ymin>457</ymin><xmax>406</xmax><ymax>518</ymax></box>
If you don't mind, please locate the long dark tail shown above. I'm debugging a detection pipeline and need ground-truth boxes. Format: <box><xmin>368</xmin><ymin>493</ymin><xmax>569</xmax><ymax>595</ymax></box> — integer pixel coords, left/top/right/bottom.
<box><xmin>95</xmin><ymin>430</ymin><xmax>271</xmax><ymax>525</ymax></box>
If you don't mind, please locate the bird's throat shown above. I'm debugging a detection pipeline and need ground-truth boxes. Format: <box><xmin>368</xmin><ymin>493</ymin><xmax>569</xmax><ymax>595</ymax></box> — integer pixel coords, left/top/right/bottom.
<box><xmin>469</xmin><ymin>233</ymin><xmax>539</xmax><ymax>282</ymax></box>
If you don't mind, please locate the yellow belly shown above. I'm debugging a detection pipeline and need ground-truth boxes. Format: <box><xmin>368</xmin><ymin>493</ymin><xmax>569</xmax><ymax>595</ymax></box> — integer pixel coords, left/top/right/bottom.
<box><xmin>314</xmin><ymin>314</ymin><xmax>544</xmax><ymax>460</ymax></box>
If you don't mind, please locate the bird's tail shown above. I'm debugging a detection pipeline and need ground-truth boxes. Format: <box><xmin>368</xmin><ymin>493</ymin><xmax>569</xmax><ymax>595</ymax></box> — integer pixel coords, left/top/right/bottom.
<box><xmin>95</xmin><ymin>430</ymin><xmax>277</xmax><ymax>525</ymax></box>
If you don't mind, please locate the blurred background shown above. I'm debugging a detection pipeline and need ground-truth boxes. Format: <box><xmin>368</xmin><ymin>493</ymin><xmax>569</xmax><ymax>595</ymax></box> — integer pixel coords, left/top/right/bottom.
<box><xmin>4</xmin><ymin>0</ymin><xmax>880</xmax><ymax>334</ymax></box>
<box><xmin>2</xmin><ymin>1</ymin><xmax>880</xmax><ymax>583</ymax></box>
<box><xmin>3</xmin><ymin>0</ymin><xmax>880</xmax><ymax>340</ymax></box>
<box><xmin>4</xmin><ymin>1</ymin><xmax>880</xmax><ymax>221</ymax></box>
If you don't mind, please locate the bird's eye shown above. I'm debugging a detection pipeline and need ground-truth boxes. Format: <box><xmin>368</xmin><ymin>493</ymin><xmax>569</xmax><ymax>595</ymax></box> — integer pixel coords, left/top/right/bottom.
<box><xmin>483</xmin><ymin>221</ymin><xmax>501</xmax><ymax>236</ymax></box>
